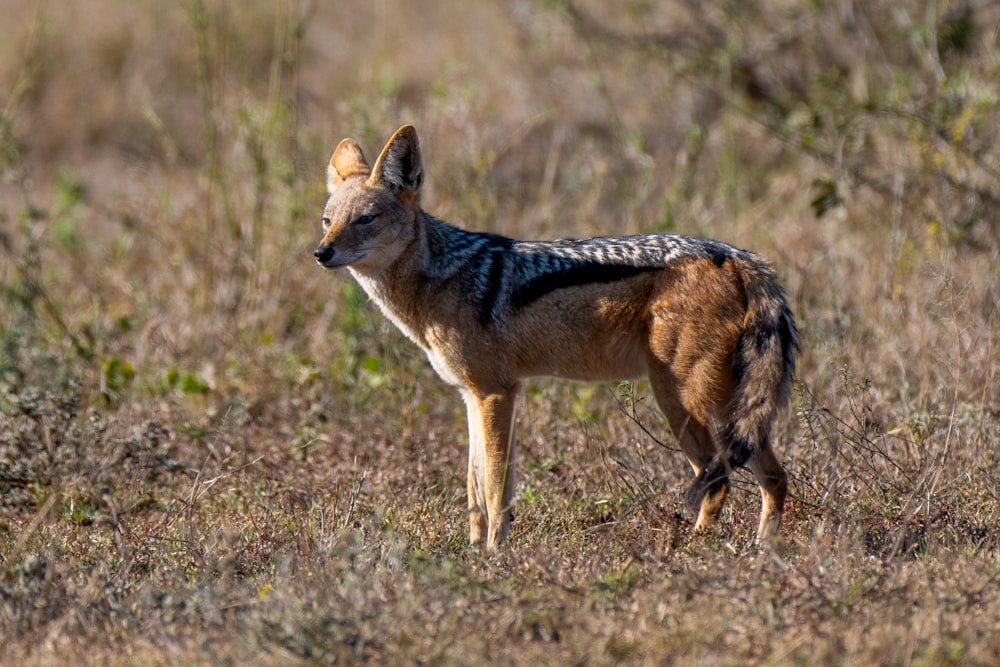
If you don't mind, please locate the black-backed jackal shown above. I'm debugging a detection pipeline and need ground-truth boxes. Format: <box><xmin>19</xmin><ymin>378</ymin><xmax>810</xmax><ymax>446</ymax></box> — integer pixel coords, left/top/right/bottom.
<box><xmin>314</xmin><ymin>125</ymin><xmax>797</xmax><ymax>552</ymax></box>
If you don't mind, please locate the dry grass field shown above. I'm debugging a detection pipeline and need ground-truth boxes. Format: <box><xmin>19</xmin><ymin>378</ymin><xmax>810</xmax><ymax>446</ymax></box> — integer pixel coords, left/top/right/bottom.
<box><xmin>2</xmin><ymin>1</ymin><xmax>999</xmax><ymax>664</ymax></box>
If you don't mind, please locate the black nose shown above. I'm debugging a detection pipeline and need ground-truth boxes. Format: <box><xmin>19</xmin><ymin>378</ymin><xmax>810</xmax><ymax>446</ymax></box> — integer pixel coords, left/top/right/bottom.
<box><xmin>314</xmin><ymin>246</ymin><xmax>333</xmax><ymax>264</ymax></box>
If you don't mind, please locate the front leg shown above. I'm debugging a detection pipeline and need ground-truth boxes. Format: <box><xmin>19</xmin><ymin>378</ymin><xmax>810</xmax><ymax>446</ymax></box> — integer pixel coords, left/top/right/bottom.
<box><xmin>463</xmin><ymin>386</ymin><xmax>520</xmax><ymax>552</ymax></box>
<box><xmin>463</xmin><ymin>392</ymin><xmax>488</xmax><ymax>549</ymax></box>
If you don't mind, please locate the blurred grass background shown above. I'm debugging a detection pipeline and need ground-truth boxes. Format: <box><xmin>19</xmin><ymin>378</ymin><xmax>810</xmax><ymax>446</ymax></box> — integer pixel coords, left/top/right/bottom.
<box><xmin>1</xmin><ymin>1</ymin><xmax>999</xmax><ymax>664</ymax></box>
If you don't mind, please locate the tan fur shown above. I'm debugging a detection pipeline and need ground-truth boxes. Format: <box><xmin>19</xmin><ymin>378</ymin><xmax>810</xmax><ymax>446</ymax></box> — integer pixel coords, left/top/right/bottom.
<box><xmin>315</xmin><ymin>125</ymin><xmax>796</xmax><ymax>551</ymax></box>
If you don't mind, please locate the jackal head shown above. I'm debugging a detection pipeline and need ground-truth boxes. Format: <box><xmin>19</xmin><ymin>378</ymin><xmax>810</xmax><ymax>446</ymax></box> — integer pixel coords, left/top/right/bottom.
<box><xmin>314</xmin><ymin>125</ymin><xmax>424</xmax><ymax>272</ymax></box>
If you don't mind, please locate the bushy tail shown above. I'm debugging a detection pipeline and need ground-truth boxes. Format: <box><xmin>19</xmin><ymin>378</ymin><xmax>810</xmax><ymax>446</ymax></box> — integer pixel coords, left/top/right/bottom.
<box><xmin>683</xmin><ymin>257</ymin><xmax>797</xmax><ymax>513</ymax></box>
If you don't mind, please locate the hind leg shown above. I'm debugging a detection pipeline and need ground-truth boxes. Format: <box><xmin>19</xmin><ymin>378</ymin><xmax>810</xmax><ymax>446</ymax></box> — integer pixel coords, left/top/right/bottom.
<box><xmin>647</xmin><ymin>371</ymin><xmax>728</xmax><ymax>533</ymax></box>
<box><xmin>747</xmin><ymin>438</ymin><xmax>787</xmax><ymax>542</ymax></box>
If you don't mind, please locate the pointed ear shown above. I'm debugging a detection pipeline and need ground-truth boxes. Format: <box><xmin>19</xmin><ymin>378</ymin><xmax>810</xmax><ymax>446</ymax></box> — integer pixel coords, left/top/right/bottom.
<box><xmin>327</xmin><ymin>139</ymin><xmax>370</xmax><ymax>193</ymax></box>
<box><xmin>369</xmin><ymin>125</ymin><xmax>423</xmax><ymax>196</ymax></box>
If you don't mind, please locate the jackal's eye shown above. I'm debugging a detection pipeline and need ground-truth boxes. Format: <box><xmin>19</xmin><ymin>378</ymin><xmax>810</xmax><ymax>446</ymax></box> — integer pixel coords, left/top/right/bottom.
<box><xmin>321</xmin><ymin>217</ymin><xmax>331</xmax><ymax>231</ymax></box>
<box><xmin>355</xmin><ymin>214</ymin><xmax>376</xmax><ymax>226</ymax></box>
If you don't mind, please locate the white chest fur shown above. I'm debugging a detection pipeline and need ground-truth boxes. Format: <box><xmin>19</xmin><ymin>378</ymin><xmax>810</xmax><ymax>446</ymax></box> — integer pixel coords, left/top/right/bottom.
<box><xmin>349</xmin><ymin>270</ymin><xmax>423</xmax><ymax>344</ymax></box>
<box><xmin>348</xmin><ymin>269</ymin><xmax>464</xmax><ymax>387</ymax></box>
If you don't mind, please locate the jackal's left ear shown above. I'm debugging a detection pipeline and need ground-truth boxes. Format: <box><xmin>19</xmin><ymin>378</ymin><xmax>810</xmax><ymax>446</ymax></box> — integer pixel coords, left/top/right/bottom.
<box><xmin>370</xmin><ymin>125</ymin><xmax>423</xmax><ymax>197</ymax></box>
<box><xmin>328</xmin><ymin>139</ymin><xmax>370</xmax><ymax>194</ymax></box>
